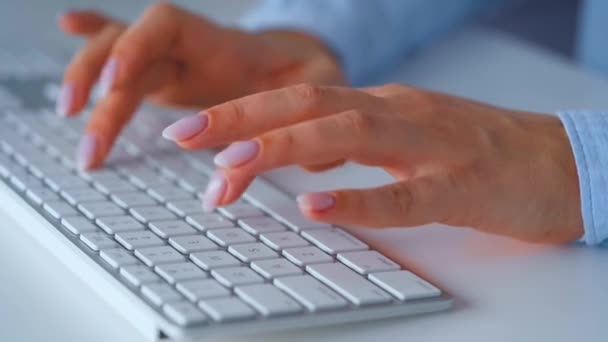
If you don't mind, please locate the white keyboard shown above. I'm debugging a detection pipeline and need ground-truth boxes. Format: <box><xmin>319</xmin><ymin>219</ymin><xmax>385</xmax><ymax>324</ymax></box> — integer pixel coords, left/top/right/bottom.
<box><xmin>0</xmin><ymin>81</ymin><xmax>452</xmax><ymax>339</ymax></box>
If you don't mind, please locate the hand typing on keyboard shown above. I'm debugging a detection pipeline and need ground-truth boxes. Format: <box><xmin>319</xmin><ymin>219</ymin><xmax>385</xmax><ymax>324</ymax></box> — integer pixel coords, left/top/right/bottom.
<box><xmin>56</xmin><ymin>4</ymin><xmax>344</xmax><ymax>169</ymax></box>
<box><xmin>162</xmin><ymin>83</ymin><xmax>583</xmax><ymax>244</ymax></box>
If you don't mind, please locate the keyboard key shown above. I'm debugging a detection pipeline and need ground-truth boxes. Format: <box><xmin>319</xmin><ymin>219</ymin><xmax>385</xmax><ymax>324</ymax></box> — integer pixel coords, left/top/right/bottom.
<box><xmin>177</xmin><ymin>279</ymin><xmax>230</xmax><ymax>302</ymax></box>
<box><xmin>155</xmin><ymin>262</ymin><xmax>207</xmax><ymax>284</ymax></box>
<box><xmin>302</xmin><ymin>228</ymin><xmax>368</xmax><ymax>255</ymax></box>
<box><xmin>100</xmin><ymin>248</ymin><xmax>139</xmax><ymax>268</ymax></box>
<box><xmin>207</xmin><ymin>228</ymin><xmax>255</xmax><ymax>247</ymax></box>
<box><xmin>306</xmin><ymin>263</ymin><xmax>392</xmax><ymax>306</ymax></box>
<box><xmin>228</xmin><ymin>243</ymin><xmax>279</xmax><ymax>262</ymax></box>
<box><xmin>93</xmin><ymin>178</ymin><xmax>138</xmax><ymax>194</ymax></box>
<box><xmin>126</xmin><ymin>170</ymin><xmax>169</xmax><ymax>189</ymax></box>
<box><xmin>10</xmin><ymin>173</ymin><xmax>41</xmax><ymax>191</ymax></box>
<box><xmin>235</xmin><ymin>284</ymin><xmax>302</xmax><ymax>317</ymax></box>
<box><xmin>283</xmin><ymin>246</ymin><xmax>333</xmax><ymax>266</ymax></box>
<box><xmin>147</xmin><ymin>185</ymin><xmax>191</xmax><ymax>202</ymax></box>
<box><xmin>337</xmin><ymin>251</ymin><xmax>400</xmax><ymax>275</ymax></box>
<box><xmin>130</xmin><ymin>205</ymin><xmax>176</xmax><ymax>223</ymax></box>
<box><xmin>274</xmin><ymin>275</ymin><xmax>348</xmax><ymax>312</ymax></box>
<box><xmin>238</xmin><ymin>216</ymin><xmax>286</xmax><ymax>235</ymax></box>
<box><xmin>368</xmin><ymin>271</ymin><xmax>441</xmax><ymax>301</ymax></box>
<box><xmin>260</xmin><ymin>232</ymin><xmax>309</xmax><ymax>251</ymax></box>
<box><xmin>190</xmin><ymin>251</ymin><xmax>241</xmax><ymax>271</ymax></box>
<box><xmin>218</xmin><ymin>203</ymin><xmax>263</xmax><ymax>220</ymax></box>
<box><xmin>163</xmin><ymin>301</ymin><xmax>207</xmax><ymax>326</ymax></box>
<box><xmin>61</xmin><ymin>216</ymin><xmax>99</xmax><ymax>235</ymax></box>
<box><xmin>96</xmin><ymin>215</ymin><xmax>144</xmax><ymax>234</ymax></box>
<box><xmin>186</xmin><ymin>214</ymin><xmax>233</xmax><ymax>231</ymax></box>
<box><xmin>169</xmin><ymin>235</ymin><xmax>218</xmax><ymax>254</ymax></box>
<box><xmin>78</xmin><ymin>169</ymin><xmax>120</xmax><ymax>182</ymax></box>
<box><xmin>135</xmin><ymin>246</ymin><xmax>185</xmax><ymax>266</ymax></box>
<box><xmin>43</xmin><ymin>200</ymin><xmax>78</xmax><ymax>219</ymax></box>
<box><xmin>199</xmin><ymin>297</ymin><xmax>256</xmax><ymax>322</ymax></box>
<box><xmin>269</xmin><ymin>205</ymin><xmax>331</xmax><ymax>232</ymax></box>
<box><xmin>150</xmin><ymin>220</ymin><xmax>197</xmax><ymax>238</ymax></box>
<box><xmin>250</xmin><ymin>259</ymin><xmax>303</xmax><ymax>279</ymax></box>
<box><xmin>167</xmin><ymin>200</ymin><xmax>205</xmax><ymax>216</ymax></box>
<box><xmin>177</xmin><ymin>171</ymin><xmax>209</xmax><ymax>192</ymax></box>
<box><xmin>78</xmin><ymin>200</ymin><xmax>124</xmax><ymax>219</ymax></box>
<box><xmin>80</xmin><ymin>232</ymin><xmax>117</xmax><ymax>251</ymax></box>
<box><xmin>120</xmin><ymin>264</ymin><xmax>161</xmax><ymax>286</ymax></box>
<box><xmin>110</xmin><ymin>192</ymin><xmax>156</xmax><ymax>208</ymax></box>
<box><xmin>211</xmin><ymin>267</ymin><xmax>265</xmax><ymax>287</ymax></box>
<box><xmin>60</xmin><ymin>187</ymin><xmax>105</xmax><ymax>205</ymax></box>
<box><xmin>26</xmin><ymin>187</ymin><xmax>59</xmax><ymax>205</ymax></box>
<box><xmin>116</xmin><ymin>231</ymin><xmax>165</xmax><ymax>250</ymax></box>
<box><xmin>44</xmin><ymin>174</ymin><xmax>89</xmax><ymax>191</ymax></box>
<box><xmin>141</xmin><ymin>283</ymin><xmax>182</xmax><ymax>306</ymax></box>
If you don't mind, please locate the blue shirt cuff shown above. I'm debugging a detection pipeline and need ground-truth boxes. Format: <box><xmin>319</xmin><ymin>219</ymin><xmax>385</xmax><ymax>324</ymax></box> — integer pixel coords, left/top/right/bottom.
<box><xmin>557</xmin><ymin>111</ymin><xmax>608</xmax><ymax>245</ymax></box>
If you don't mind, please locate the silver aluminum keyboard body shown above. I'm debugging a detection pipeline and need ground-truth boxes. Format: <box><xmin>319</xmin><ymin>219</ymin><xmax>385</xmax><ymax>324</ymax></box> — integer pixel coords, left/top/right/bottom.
<box><xmin>0</xmin><ymin>73</ymin><xmax>452</xmax><ymax>340</ymax></box>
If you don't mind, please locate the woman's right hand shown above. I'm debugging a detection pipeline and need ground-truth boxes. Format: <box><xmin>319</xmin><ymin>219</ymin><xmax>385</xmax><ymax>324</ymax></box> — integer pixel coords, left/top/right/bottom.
<box><xmin>57</xmin><ymin>3</ymin><xmax>345</xmax><ymax>170</ymax></box>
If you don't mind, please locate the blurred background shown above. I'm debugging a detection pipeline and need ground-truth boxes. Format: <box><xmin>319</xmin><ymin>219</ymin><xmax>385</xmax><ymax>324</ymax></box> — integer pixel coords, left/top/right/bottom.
<box><xmin>0</xmin><ymin>0</ymin><xmax>583</xmax><ymax>76</ymax></box>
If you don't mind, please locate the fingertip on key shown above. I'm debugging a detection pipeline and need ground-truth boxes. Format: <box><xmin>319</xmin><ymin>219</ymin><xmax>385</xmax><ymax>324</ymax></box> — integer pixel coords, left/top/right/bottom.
<box><xmin>297</xmin><ymin>192</ymin><xmax>336</xmax><ymax>212</ymax></box>
<box><xmin>76</xmin><ymin>133</ymin><xmax>97</xmax><ymax>171</ymax></box>
<box><xmin>56</xmin><ymin>83</ymin><xmax>74</xmax><ymax>117</ymax></box>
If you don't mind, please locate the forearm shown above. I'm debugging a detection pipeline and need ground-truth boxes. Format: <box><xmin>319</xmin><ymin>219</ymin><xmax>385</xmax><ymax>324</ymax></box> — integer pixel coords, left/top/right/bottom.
<box><xmin>239</xmin><ymin>0</ymin><xmax>505</xmax><ymax>85</ymax></box>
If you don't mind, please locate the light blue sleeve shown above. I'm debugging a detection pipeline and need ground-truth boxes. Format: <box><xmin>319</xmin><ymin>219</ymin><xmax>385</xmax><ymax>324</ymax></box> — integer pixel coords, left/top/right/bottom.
<box><xmin>239</xmin><ymin>0</ymin><xmax>503</xmax><ymax>86</ymax></box>
<box><xmin>557</xmin><ymin>111</ymin><xmax>608</xmax><ymax>245</ymax></box>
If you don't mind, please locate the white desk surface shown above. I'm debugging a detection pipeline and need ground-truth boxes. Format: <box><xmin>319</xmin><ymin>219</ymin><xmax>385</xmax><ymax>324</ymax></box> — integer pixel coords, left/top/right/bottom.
<box><xmin>2</xmin><ymin>2</ymin><xmax>608</xmax><ymax>342</ymax></box>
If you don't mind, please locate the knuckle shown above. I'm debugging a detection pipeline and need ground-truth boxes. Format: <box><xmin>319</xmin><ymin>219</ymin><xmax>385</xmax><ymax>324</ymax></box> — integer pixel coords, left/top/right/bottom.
<box><xmin>260</xmin><ymin>130</ymin><xmax>294</xmax><ymax>157</ymax></box>
<box><xmin>411</xmin><ymin>90</ymin><xmax>440</xmax><ymax>113</ymax></box>
<box><xmin>113</xmin><ymin>34</ymin><xmax>151</xmax><ymax>62</ymax></box>
<box><xmin>213</xmin><ymin>100</ymin><xmax>246</xmax><ymax>130</ymax></box>
<box><xmin>388</xmin><ymin>184</ymin><xmax>413</xmax><ymax>218</ymax></box>
<box><xmin>291</xmin><ymin>83</ymin><xmax>325</xmax><ymax>103</ymax></box>
<box><xmin>382</xmin><ymin>83</ymin><xmax>408</xmax><ymax>94</ymax></box>
<box><xmin>342</xmin><ymin>110</ymin><xmax>374</xmax><ymax>139</ymax></box>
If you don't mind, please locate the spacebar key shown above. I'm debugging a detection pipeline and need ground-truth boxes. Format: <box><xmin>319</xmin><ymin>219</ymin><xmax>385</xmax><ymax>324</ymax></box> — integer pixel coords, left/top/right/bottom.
<box><xmin>307</xmin><ymin>263</ymin><xmax>392</xmax><ymax>306</ymax></box>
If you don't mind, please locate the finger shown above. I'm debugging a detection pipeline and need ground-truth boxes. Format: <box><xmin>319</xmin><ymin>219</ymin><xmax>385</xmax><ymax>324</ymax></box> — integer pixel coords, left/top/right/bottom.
<box><xmin>207</xmin><ymin>159</ymin><xmax>347</xmax><ymax>210</ymax></box>
<box><xmin>101</xmin><ymin>3</ymin><xmax>214</xmax><ymax>92</ymax></box>
<box><xmin>57</xmin><ymin>10</ymin><xmax>115</xmax><ymax>36</ymax></box>
<box><xmin>213</xmin><ymin>109</ymin><xmax>409</xmax><ymax>203</ymax></box>
<box><xmin>301</xmin><ymin>160</ymin><xmax>346</xmax><ymax>173</ymax></box>
<box><xmin>77</xmin><ymin>60</ymin><xmax>178</xmax><ymax>170</ymax></box>
<box><xmin>297</xmin><ymin>173</ymin><xmax>468</xmax><ymax>228</ymax></box>
<box><xmin>164</xmin><ymin>84</ymin><xmax>382</xmax><ymax>149</ymax></box>
<box><xmin>58</xmin><ymin>23</ymin><xmax>124</xmax><ymax>116</ymax></box>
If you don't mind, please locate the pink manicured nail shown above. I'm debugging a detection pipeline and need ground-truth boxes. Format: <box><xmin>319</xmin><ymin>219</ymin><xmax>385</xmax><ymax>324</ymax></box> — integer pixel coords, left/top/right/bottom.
<box><xmin>76</xmin><ymin>133</ymin><xmax>97</xmax><ymax>171</ymax></box>
<box><xmin>98</xmin><ymin>58</ymin><xmax>118</xmax><ymax>97</ymax></box>
<box><xmin>202</xmin><ymin>172</ymin><xmax>227</xmax><ymax>212</ymax></box>
<box><xmin>297</xmin><ymin>192</ymin><xmax>336</xmax><ymax>212</ymax></box>
<box><xmin>214</xmin><ymin>140</ymin><xmax>259</xmax><ymax>168</ymax></box>
<box><xmin>56</xmin><ymin>83</ymin><xmax>74</xmax><ymax>117</ymax></box>
<box><xmin>162</xmin><ymin>113</ymin><xmax>209</xmax><ymax>142</ymax></box>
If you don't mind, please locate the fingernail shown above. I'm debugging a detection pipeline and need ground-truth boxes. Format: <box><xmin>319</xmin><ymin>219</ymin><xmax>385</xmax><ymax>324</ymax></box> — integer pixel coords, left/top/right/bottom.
<box><xmin>76</xmin><ymin>134</ymin><xmax>97</xmax><ymax>171</ymax></box>
<box><xmin>297</xmin><ymin>192</ymin><xmax>336</xmax><ymax>212</ymax></box>
<box><xmin>202</xmin><ymin>172</ymin><xmax>227</xmax><ymax>212</ymax></box>
<box><xmin>214</xmin><ymin>140</ymin><xmax>259</xmax><ymax>168</ymax></box>
<box><xmin>56</xmin><ymin>83</ymin><xmax>74</xmax><ymax>117</ymax></box>
<box><xmin>99</xmin><ymin>58</ymin><xmax>118</xmax><ymax>97</ymax></box>
<box><xmin>162</xmin><ymin>113</ymin><xmax>209</xmax><ymax>142</ymax></box>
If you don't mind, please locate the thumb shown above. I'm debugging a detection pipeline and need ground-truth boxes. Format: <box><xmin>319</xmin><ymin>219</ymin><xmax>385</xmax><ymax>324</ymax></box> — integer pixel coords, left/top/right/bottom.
<box><xmin>297</xmin><ymin>173</ymin><xmax>469</xmax><ymax>228</ymax></box>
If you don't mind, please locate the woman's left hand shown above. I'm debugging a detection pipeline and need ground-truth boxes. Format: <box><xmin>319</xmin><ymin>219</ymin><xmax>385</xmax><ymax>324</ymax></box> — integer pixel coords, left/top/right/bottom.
<box><xmin>163</xmin><ymin>83</ymin><xmax>583</xmax><ymax>243</ymax></box>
